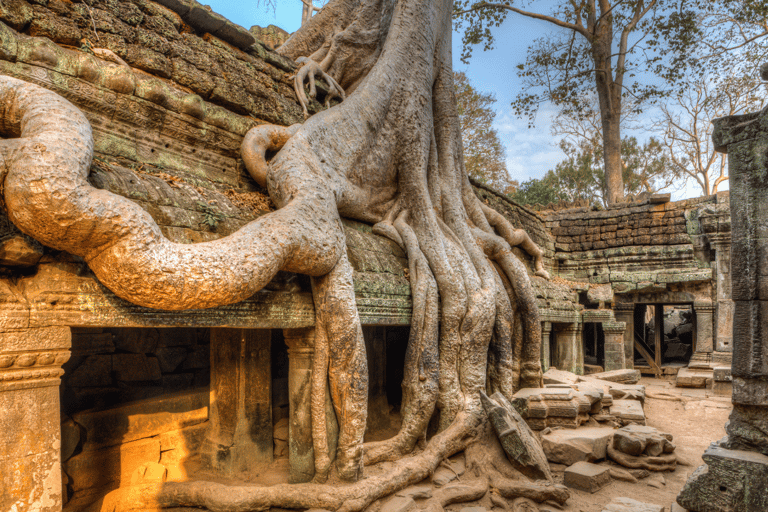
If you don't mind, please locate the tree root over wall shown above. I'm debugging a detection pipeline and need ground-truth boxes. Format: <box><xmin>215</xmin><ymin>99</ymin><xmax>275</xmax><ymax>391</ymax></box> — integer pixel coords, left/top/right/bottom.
<box><xmin>0</xmin><ymin>0</ymin><xmax>561</xmax><ymax>509</ymax></box>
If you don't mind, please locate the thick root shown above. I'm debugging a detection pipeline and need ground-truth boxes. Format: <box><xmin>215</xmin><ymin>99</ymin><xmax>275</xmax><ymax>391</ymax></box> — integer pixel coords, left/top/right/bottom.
<box><xmin>490</xmin><ymin>475</ymin><xmax>570</xmax><ymax>506</ymax></box>
<box><xmin>421</xmin><ymin>478</ymin><xmax>489</xmax><ymax>512</ymax></box>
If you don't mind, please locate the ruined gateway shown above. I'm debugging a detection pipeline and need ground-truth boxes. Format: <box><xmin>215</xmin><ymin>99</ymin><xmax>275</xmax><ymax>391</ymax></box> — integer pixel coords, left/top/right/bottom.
<box><xmin>0</xmin><ymin>0</ymin><xmax>758</xmax><ymax>511</ymax></box>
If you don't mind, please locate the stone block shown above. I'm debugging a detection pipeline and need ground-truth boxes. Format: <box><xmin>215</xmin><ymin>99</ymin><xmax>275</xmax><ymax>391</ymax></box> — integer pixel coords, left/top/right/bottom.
<box><xmin>158</xmin><ymin>422</ymin><xmax>208</xmax><ymax>466</ymax></box>
<box><xmin>613</xmin><ymin>425</ymin><xmax>674</xmax><ymax>457</ymax></box>
<box><xmin>589</xmin><ymin>369</ymin><xmax>641</xmax><ymax>384</ymax></box>
<box><xmin>610</xmin><ymin>400</ymin><xmax>645</xmax><ymax>425</ymax></box>
<box><xmin>481</xmin><ymin>391</ymin><xmax>552</xmax><ymax>481</ymax></box>
<box><xmin>711</xmin><ymin>381</ymin><xmax>732</xmax><ymax>396</ymax></box>
<box><xmin>154</xmin><ymin>346</ymin><xmax>188</xmax><ymax>373</ymax></box>
<box><xmin>112</xmin><ymin>353</ymin><xmax>162</xmax><ymax>382</ymax></box>
<box><xmin>71</xmin><ymin>332</ymin><xmax>115</xmax><ymax>355</ymax></box>
<box><xmin>64</xmin><ymin>438</ymin><xmax>161</xmax><ymax>492</ymax></box>
<box><xmin>67</xmin><ymin>355</ymin><xmax>113</xmax><ymax>387</ymax></box>
<box><xmin>181</xmin><ymin>345</ymin><xmax>209</xmax><ymax>370</ymax></box>
<box><xmin>601</xmin><ymin>497</ymin><xmax>664</xmax><ymax>512</ymax></box>
<box><xmin>678</xmin><ymin>444</ymin><xmax>768</xmax><ymax>512</ymax></box>
<box><xmin>563</xmin><ymin>461</ymin><xmax>611</xmax><ymax>493</ymax></box>
<box><xmin>74</xmin><ymin>389</ymin><xmax>208</xmax><ymax>451</ymax></box>
<box><xmin>112</xmin><ymin>328</ymin><xmax>160</xmax><ymax>354</ymax></box>
<box><xmin>675</xmin><ymin>368</ymin><xmax>713</xmax><ymax>389</ymax></box>
<box><xmin>713</xmin><ymin>366</ymin><xmax>732</xmax><ymax>382</ymax></box>
<box><xmin>541</xmin><ymin>427</ymin><xmax>614</xmax><ymax>465</ymax></box>
<box><xmin>543</xmin><ymin>368</ymin><xmax>579</xmax><ymax>385</ymax></box>
<box><xmin>129</xmin><ymin>461</ymin><xmax>167</xmax><ymax>485</ymax></box>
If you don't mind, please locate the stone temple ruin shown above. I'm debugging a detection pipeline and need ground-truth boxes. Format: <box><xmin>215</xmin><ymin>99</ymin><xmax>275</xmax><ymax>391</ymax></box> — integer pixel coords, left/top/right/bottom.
<box><xmin>0</xmin><ymin>1</ymin><xmax>764</xmax><ymax>512</ymax></box>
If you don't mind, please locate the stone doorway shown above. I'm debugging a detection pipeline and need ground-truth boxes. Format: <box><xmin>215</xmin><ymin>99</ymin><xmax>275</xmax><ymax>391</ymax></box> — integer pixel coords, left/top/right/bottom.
<box><xmin>582</xmin><ymin>322</ymin><xmax>605</xmax><ymax>371</ymax></box>
<box><xmin>633</xmin><ymin>304</ymin><xmax>694</xmax><ymax>375</ymax></box>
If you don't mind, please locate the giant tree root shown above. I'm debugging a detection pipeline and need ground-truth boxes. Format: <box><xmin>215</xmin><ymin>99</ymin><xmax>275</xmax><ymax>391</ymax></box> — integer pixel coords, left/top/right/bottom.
<box><xmin>420</xmin><ymin>478</ymin><xmax>490</xmax><ymax>512</ymax></box>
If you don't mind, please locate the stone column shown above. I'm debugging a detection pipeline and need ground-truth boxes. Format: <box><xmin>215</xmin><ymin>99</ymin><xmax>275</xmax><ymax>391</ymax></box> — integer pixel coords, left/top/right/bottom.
<box><xmin>0</xmin><ymin>327</ymin><xmax>71</xmax><ymax>512</ymax></box>
<box><xmin>710</xmin><ymin>232</ymin><xmax>734</xmax><ymax>354</ymax></box>
<box><xmin>554</xmin><ymin>324</ymin><xmax>583</xmax><ymax>375</ymax></box>
<box><xmin>201</xmin><ymin>329</ymin><xmax>272</xmax><ymax>477</ymax></box>
<box><xmin>540</xmin><ymin>322</ymin><xmax>552</xmax><ymax>373</ymax></box>
<box><xmin>283</xmin><ymin>328</ymin><xmax>314</xmax><ymax>483</ymax></box>
<box><xmin>283</xmin><ymin>328</ymin><xmax>338</xmax><ymax>483</ymax></box>
<box><xmin>613</xmin><ymin>302</ymin><xmax>635</xmax><ymax>370</ymax></box>
<box><xmin>678</xmin><ymin>88</ymin><xmax>768</xmax><ymax>511</ymax></box>
<box><xmin>602</xmin><ymin>321</ymin><xmax>626</xmax><ymax>371</ymax></box>
<box><xmin>690</xmin><ymin>300</ymin><xmax>715</xmax><ymax>368</ymax></box>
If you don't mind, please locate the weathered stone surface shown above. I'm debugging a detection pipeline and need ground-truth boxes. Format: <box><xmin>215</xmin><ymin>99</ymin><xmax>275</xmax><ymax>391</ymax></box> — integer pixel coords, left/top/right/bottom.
<box><xmin>73</xmin><ymin>389</ymin><xmax>208</xmax><ymax>451</ymax></box>
<box><xmin>543</xmin><ymin>368</ymin><xmax>579</xmax><ymax>385</ymax></box>
<box><xmin>112</xmin><ymin>328</ymin><xmax>160</xmax><ymax>354</ymax></box>
<box><xmin>0</xmin><ymin>234</ymin><xmax>44</xmax><ymax>266</ymax></box>
<box><xmin>481</xmin><ymin>391</ymin><xmax>552</xmax><ymax>481</ymax></box>
<box><xmin>678</xmin><ymin>444</ymin><xmax>768</xmax><ymax>512</ymax></box>
<box><xmin>158</xmin><ymin>422</ymin><xmax>208</xmax><ymax>467</ymax></box>
<box><xmin>112</xmin><ymin>353</ymin><xmax>162</xmax><ymax>381</ymax></box>
<box><xmin>613</xmin><ymin>425</ymin><xmax>674</xmax><ymax>457</ymax></box>
<box><xmin>541</xmin><ymin>427</ymin><xmax>614</xmax><ymax>465</ymax></box>
<box><xmin>563</xmin><ymin>461</ymin><xmax>611</xmax><ymax>493</ymax></box>
<box><xmin>395</xmin><ymin>485</ymin><xmax>432</xmax><ymax>500</ymax></box>
<box><xmin>610</xmin><ymin>400</ymin><xmax>645</xmax><ymax>425</ymax></box>
<box><xmin>67</xmin><ymin>355</ymin><xmax>113</xmax><ymax>387</ymax></box>
<box><xmin>675</xmin><ymin>367</ymin><xmax>713</xmax><ymax>388</ymax></box>
<box><xmin>431</xmin><ymin>465</ymin><xmax>458</xmax><ymax>487</ymax></box>
<box><xmin>64</xmin><ymin>438</ymin><xmax>161</xmax><ymax>492</ymax></box>
<box><xmin>129</xmin><ymin>461</ymin><xmax>167</xmax><ymax>485</ymax></box>
<box><xmin>602</xmin><ymin>497</ymin><xmax>664</xmax><ymax>512</ymax></box>
<box><xmin>713</xmin><ymin>366</ymin><xmax>732</xmax><ymax>382</ymax></box>
<box><xmin>589</xmin><ymin>369</ymin><xmax>641</xmax><ymax>384</ymax></box>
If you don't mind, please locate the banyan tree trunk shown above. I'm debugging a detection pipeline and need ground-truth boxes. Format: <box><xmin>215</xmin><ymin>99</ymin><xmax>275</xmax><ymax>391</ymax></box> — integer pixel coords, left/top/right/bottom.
<box><xmin>0</xmin><ymin>0</ymin><xmax>553</xmax><ymax>508</ymax></box>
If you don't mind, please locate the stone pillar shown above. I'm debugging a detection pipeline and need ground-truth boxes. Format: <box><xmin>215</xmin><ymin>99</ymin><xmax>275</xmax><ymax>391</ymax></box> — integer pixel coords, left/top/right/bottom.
<box><xmin>540</xmin><ymin>322</ymin><xmax>552</xmax><ymax>373</ymax></box>
<box><xmin>602</xmin><ymin>321</ymin><xmax>627</xmax><ymax>371</ymax></box>
<box><xmin>554</xmin><ymin>324</ymin><xmax>583</xmax><ymax>375</ymax></box>
<box><xmin>690</xmin><ymin>300</ymin><xmax>715</xmax><ymax>368</ymax></box>
<box><xmin>283</xmin><ymin>328</ymin><xmax>314</xmax><ymax>483</ymax></box>
<box><xmin>678</xmin><ymin>85</ymin><xmax>768</xmax><ymax>511</ymax></box>
<box><xmin>201</xmin><ymin>329</ymin><xmax>272</xmax><ymax>477</ymax></box>
<box><xmin>613</xmin><ymin>302</ymin><xmax>635</xmax><ymax>370</ymax></box>
<box><xmin>710</xmin><ymin>233</ymin><xmax>734</xmax><ymax>354</ymax></box>
<box><xmin>0</xmin><ymin>327</ymin><xmax>71</xmax><ymax>512</ymax></box>
<box><xmin>283</xmin><ymin>328</ymin><xmax>338</xmax><ymax>483</ymax></box>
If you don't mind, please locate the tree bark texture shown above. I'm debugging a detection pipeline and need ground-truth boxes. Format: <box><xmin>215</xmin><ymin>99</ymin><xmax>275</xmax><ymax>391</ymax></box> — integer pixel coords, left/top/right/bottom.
<box><xmin>0</xmin><ymin>0</ymin><xmax>553</xmax><ymax>508</ymax></box>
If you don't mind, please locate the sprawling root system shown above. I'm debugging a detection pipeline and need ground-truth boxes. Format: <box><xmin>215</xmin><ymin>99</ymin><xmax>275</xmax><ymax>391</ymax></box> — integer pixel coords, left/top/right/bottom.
<box><xmin>0</xmin><ymin>0</ymin><xmax>558</xmax><ymax>509</ymax></box>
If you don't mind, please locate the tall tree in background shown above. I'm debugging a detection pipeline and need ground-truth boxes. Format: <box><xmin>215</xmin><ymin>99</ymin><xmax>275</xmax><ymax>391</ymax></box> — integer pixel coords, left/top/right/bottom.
<box><xmin>453</xmin><ymin>0</ymin><xmax>691</xmax><ymax>205</ymax></box>
<box><xmin>658</xmin><ymin>73</ymin><xmax>767</xmax><ymax>196</ymax></box>
<box><xmin>454</xmin><ymin>71</ymin><xmax>516</xmax><ymax>192</ymax></box>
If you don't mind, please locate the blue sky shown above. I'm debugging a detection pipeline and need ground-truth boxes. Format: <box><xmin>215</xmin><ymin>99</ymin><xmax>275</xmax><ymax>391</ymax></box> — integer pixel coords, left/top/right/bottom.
<box><xmin>204</xmin><ymin>1</ymin><xmax>713</xmax><ymax>199</ymax></box>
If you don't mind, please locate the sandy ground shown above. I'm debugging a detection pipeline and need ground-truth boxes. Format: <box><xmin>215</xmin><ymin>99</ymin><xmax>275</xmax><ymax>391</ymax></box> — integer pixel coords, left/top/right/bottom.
<box><xmin>145</xmin><ymin>376</ymin><xmax>730</xmax><ymax>512</ymax></box>
<box><xmin>547</xmin><ymin>377</ymin><xmax>732</xmax><ymax>512</ymax></box>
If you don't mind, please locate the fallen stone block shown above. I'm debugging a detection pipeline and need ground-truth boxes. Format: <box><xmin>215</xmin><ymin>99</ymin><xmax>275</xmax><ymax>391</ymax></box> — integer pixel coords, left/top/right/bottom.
<box><xmin>676</xmin><ymin>367</ymin><xmax>713</xmax><ymax>388</ymax></box>
<box><xmin>563</xmin><ymin>461</ymin><xmax>611</xmax><ymax>493</ymax></box>
<box><xmin>610</xmin><ymin>400</ymin><xmax>645</xmax><ymax>426</ymax></box>
<box><xmin>64</xmin><ymin>438</ymin><xmax>161</xmax><ymax>492</ymax></box>
<box><xmin>73</xmin><ymin>389</ymin><xmax>208</xmax><ymax>451</ymax></box>
<box><xmin>601</xmin><ymin>497</ymin><xmax>664</xmax><ymax>512</ymax></box>
<box><xmin>677</xmin><ymin>443</ymin><xmax>768</xmax><ymax>512</ymax></box>
<box><xmin>541</xmin><ymin>427</ymin><xmax>614</xmax><ymax>466</ymax></box>
<box><xmin>543</xmin><ymin>368</ymin><xmax>579</xmax><ymax>385</ymax></box>
<box><xmin>613</xmin><ymin>425</ymin><xmax>674</xmax><ymax>457</ymax></box>
<box><xmin>481</xmin><ymin>391</ymin><xmax>552</xmax><ymax>481</ymax></box>
<box><xmin>608</xmin><ymin>466</ymin><xmax>637</xmax><ymax>482</ymax></box>
<box><xmin>713</xmin><ymin>366</ymin><xmax>732</xmax><ymax>381</ymax></box>
<box><xmin>589</xmin><ymin>369</ymin><xmax>641</xmax><ymax>384</ymax></box>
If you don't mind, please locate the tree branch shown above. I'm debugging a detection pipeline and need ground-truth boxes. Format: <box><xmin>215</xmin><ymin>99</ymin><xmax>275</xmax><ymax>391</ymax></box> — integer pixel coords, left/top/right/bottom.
<box><xmin>455</xmin><ymin>2</ymin><xmax>591</xmax><ymax>39</ymax></box>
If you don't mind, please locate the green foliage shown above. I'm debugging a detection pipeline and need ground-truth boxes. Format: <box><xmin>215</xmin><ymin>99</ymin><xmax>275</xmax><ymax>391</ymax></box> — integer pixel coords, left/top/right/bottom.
<box><xmin>510</xmin><ymin>136</ymin><xmax>675</xmax><ymax>207</ymax></box>
<box><xmin>454</xmin><ymin>71</ymin><xmax>515</xmax><ymax>192</ymax></box>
